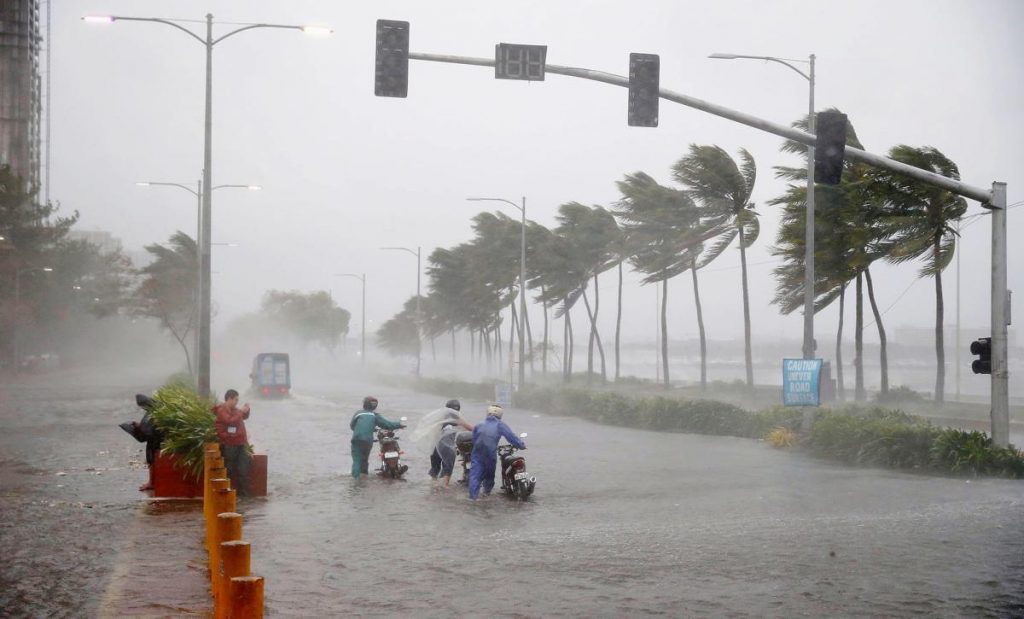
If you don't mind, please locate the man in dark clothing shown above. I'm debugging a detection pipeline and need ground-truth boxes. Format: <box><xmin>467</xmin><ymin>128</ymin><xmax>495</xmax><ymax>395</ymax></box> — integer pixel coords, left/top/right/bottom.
<box><xmin>350</xmin><ymin>396</ymin><xmax>404</xmax><ymax>479</ymax></box>
<box><xmin>214</xmin><ymin>389</ymin><xmax>252</xmax><ymax>496</ymax></box>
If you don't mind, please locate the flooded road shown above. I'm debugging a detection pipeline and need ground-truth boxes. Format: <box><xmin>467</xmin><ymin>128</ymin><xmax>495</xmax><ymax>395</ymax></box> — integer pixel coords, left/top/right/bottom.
<box><xmin>243</xmin><ymin>382</ymin><xmax>1024</xmax><ymax>617</ymax></box>
<box><xmin>2</xmin><ymin>371</ymin><xmax>1022</xmax><ymax>617</ymax></box>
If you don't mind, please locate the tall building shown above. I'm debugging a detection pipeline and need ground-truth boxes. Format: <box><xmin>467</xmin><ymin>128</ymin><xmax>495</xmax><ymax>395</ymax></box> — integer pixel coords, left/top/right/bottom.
<box><xmin>0</xmin><ymin>0</ymin><xmax>42</xmax><ymax>188</ymax></box>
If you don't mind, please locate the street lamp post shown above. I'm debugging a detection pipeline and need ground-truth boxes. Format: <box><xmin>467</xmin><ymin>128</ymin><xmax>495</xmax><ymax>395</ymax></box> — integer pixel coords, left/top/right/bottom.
<box><xmin>710</xmin><ymin>52</ymin><xmax>816</xmax><ymax>360</ymax></box>
<box><xmin>87</xmin><ymin>13</ymin><xmax>331</xmax><ymax>398</ymax></box>
<box><xmin>137</xmin><ymin>180</ymin><xmax>259</xmax><ymax>383</ymax></box>
<box><xmin>468</xmin><ymin>196</ymin><xmax>527</xmax><ymax>389</ymax></box>
<box><xmin>12</xmin><ymin>266</ymin><xmax>54</xmax><ymax>370</ymax></box>
<box><xmin>381</xmin><ymin>247</ymin><xmax>421</xmax><ymax>378</ymax></box>
<box><xmin>336</xmin><ymin>273</ymin><xmax>367</xmax><ymax>365</ymax></box>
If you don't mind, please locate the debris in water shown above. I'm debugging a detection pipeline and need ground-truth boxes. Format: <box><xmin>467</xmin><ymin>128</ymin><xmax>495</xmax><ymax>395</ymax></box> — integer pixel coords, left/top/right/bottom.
<box><xmin>56</xmin><ymin>471</ymin><xmax>66</xmax><ymax>476</ymax></box>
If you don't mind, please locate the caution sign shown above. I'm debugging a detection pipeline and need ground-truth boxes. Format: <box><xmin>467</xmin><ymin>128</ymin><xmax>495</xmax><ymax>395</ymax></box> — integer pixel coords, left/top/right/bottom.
<box><xmin>782</xmin><ymin>359</ymin><xmax>823</xmax><ymax>407</ymax></box>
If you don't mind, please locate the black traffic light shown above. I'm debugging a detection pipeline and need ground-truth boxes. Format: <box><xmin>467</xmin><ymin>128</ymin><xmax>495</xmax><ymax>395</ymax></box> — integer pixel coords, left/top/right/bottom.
<box><xmin>495</xmin><ymin>43</ymin><xmax>547</xmax><ymax>81</ymax></box>
<box><xmin>814</xmin><ymin>110</ymin><xmax>848</xmax><ymax>185</ymax></box>
<box><xmin>628</xmin><ymin>53</ymin><xmax>659</xmax><ymax>127</ymax></box>
<box><xmin>375</xmin><ymin>19</ymin><xmax>409</xmax><ymax>98</ymax></box>
<box><xmin>970</xmin><ymin>337</ymin><xmax>992</xmax><ymax>375</ymax></box>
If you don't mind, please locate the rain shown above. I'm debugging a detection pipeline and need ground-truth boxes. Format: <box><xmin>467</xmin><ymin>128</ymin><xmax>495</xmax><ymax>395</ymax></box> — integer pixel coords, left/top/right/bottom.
<box><xmin>1</xmin><ymin>1</ymin><xmax>1023</xmax><ymax>616</ymax></box>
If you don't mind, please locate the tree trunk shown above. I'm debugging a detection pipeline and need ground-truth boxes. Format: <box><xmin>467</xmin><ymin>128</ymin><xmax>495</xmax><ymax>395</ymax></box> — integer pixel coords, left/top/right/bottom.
<box><xmin>934</xmin><ymin>237</ymin><xmax>945</xmax><ymax>403</ymax></box>
<box><xmin>451</xmin><ymin>328</ymin><xmax>456</xmax><ymax>362</ymax></box>
<box><xmin>615</xmin><ymin>262</ymin><xmax>623</xmax><ymax>381</ymax></box>
<box><xmin>738</xmin><ymin>227</ymin><xmax>754</xmax><ymax>388</ymax></box>
<box><xmin>691</xmin><ymin>262</ymin><xmax>707</xmax><ymax>391</ymax></box>
<box><xmin>524</xmin><ymin>297</ymin><xmax>535</xmax><ymax>375</ymax></box>
<box><xmin>836</xmin><ymin>283</ymin><xmax>846</xmax><ymax>401</ymax></box>
<box><xmin>661</xmin><ymin>278</ymin><xmax>669</xmax><ymax>389</ymax></box>
<box><xmin>594</xmin><ymin>273</ymin><xmax>607</xmax><ymax>381</ymax></box>
<box><xmin>566</xmin><ymin>300</ymin><xmax>575</xmax><ymax>383</ymax></box>
<box><xmin>542</xmin><ymin>296</ymin><xmax>549</xmax><ymax>376</ymax></box>
<box><xmin>495</xmin><ymin>322</ymin><xmax>503</xmax><ymax>375</ymax></box>
<box><xmin>855</xmin><ymin>272</ymin><xmax>865</xmax><ymax>402</ymax></box>
<box><xmin>509</xmin><ymin>303</ymin><xmax>518</xmax><ymax>382</ymax></box>
<box><xmin>864</xmin><ymin>268</ymin><xmax>889</xmax><ymax>395</ymax></box>
<box><xmin>589</xmin><ymin>291</ymin><xmax>598</xmax><ymax>381</ymax></box>
<box><xmin>430</xmin><ymin>336</ymin><xmax>436</xmax><ymax>362</ymax></box>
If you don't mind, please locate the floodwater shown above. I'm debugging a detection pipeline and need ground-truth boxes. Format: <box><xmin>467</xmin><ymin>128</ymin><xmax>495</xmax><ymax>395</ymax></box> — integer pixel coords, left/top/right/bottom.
<box><xmin>1</xmin><ymin>371</ymin><xmax>1023</xmax><ymax>617</ymax></box>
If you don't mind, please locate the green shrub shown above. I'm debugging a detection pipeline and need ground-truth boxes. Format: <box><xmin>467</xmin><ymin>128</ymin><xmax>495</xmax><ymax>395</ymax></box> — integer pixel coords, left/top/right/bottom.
<box><xmin>931</xmin><ymin>429</ymin><xmax>1024</xmax><ymax>477</ymax></box>
<box><xmin>874</xmin><ymin>384</ymin><xmax>925</xmax><ymax>406</ymax></box>
<box><xmin>149</xmin><ymin>383</ymin><xmax>216</xmax><ymax>481</ymax></box>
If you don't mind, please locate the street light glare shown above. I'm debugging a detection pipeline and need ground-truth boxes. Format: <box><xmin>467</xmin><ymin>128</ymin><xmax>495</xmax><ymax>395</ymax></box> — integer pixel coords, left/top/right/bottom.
<box><xmin>247</xmin><ymin>185</ymin><xmax>262</xmax><ymax>191</ymax></box>
<box><xmin>135</xmin><ymin>182</ymin><xmax>151</xmax><ymax>186</ymax></box>
<box><xmin>301</xmin><ymin>25</ymin><xmax>333</xmax><ymax>37</ymax></box>
<box><xmin>82</xmin><ymin>15</ymin><xmax>114</xmax><ymax>23</ymax></box>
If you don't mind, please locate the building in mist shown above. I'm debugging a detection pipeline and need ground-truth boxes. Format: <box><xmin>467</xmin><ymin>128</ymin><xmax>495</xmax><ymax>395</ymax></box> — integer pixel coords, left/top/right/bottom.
<box><xmin>0</xmin><ymin>0</ymin><xmax>41</xmax><ymax>187</ymax></box>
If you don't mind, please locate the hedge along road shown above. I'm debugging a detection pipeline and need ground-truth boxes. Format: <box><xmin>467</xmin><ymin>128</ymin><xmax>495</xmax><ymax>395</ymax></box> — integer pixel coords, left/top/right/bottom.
<box><xmin>240</xmin><ymin>382</ymin><xmax>1024</xmax><ymax>617</ymax></box>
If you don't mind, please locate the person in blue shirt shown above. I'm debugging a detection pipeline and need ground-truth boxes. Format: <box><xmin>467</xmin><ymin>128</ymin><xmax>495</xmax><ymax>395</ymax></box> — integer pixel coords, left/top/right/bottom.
<box><xmin>469</xmin><ymin>404</ymin><xmax>526</xmax><ymax>499</ymax></box>
<box><xmin>350</xmin><ymin>396</ymin><xmax>404</xmax><ymax>479</ymax></box>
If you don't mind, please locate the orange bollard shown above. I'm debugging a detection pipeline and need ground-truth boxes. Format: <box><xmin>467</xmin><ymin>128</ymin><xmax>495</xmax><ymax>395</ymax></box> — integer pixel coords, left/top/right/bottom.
<box><xmin>215</xmin><ymin>512</ymin><xmax>243</xmax><ymax>607</ymax></box>
<box><xmin>208</xmin><ymin>488</ymin><xmax>236</xmax><ymax>589</ymax></box>
<box><xmin>203</xmin><ymin>446</ymin><xmax>221</xmax><ymax>540</ymax></box>
<box><xmin>228</xmin><ymin>576</ymin><xmax>263</xmax><ymax>619</ymax></box>
<box><xmin>216</xmin><ymin>539</ymin><xmax>250</xmax><ymax>619</ymax></box>
<box><xmin>206</xmin><ymin>479</ymin><xmax>232</xmax><ymax>574</ymax></box>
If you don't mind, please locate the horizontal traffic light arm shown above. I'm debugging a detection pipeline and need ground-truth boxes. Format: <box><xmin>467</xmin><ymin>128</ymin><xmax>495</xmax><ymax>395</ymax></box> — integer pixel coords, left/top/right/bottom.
<box><xmin>407</xmin><ymin>51</ymin><xmax>994</xmax><ymax>205</ymax></box>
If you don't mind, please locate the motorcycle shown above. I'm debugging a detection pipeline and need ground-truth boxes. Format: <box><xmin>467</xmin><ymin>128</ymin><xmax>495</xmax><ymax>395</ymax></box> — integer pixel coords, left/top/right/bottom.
<box><xmin>376</xmin><ymin>416</ymin><xmax>409</xmax><ymax>479</ymax></box>
<box><xmin>498</xmin><ymin>432</ymin><xmax>535</xmax><ymax>500</ymax></box>
<box><xmin>455</xmin><ymin>430</ymin><xmax>474</xmax><ymax>485</ymax></box>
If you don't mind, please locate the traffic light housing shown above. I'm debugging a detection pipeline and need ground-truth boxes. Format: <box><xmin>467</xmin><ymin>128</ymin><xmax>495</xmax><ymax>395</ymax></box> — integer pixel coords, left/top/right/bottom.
<box><xmin>970</xmin><ymin>337</ymin><xmax>992</xmax><ymax>375</ymax></box>
<box><xmin>628</xmin><ymin>53</ymin><xmax>659</xmax><ymax>127</ymax></box>
<box><xmin>814</xmin><ymin>110</ymin><xmax>848</xmax><ymax>185</ymax></box>
<box><xmin>375</xmin><ymin>19</ymin><xmax>409</xmax><ymax>97</ymax></box>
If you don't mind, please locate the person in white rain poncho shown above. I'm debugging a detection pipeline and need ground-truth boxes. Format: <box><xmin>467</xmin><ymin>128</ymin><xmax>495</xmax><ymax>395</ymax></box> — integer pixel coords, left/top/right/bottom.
<box><xmin>411</xmin><ymin>399</ymin><xmax>474</xmax><ymax>485</ymax></box>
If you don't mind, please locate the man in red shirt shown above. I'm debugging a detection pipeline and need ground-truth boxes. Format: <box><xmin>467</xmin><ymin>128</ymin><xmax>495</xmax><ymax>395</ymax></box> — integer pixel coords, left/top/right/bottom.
<box><xmin>214</xmin><ymin>389</ymin><xmax>252</xmax><ymax>496</ymax></box>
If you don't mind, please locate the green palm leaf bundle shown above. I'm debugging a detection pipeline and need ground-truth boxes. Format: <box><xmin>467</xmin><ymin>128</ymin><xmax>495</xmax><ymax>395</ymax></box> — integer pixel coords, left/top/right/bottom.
<box><xmin>149</xmin><ymin>383</ymin><xmax>216</xmax><ymax>481</ymax></box>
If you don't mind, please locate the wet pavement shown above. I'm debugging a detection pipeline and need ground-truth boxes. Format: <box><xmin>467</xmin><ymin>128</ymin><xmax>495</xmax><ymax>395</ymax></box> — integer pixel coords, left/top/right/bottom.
<box><xmin>2</xmin><ymin>370</ymin><xmax>1023</xmax><ymax>617</ymax></box>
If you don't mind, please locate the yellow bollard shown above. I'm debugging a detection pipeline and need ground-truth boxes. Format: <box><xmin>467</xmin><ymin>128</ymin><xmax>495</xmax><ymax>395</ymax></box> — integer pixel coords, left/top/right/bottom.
<box><xmin>203</xmin><ymin>446</ymin><xmax>221</xmax><ymax>541</ymax></box>
<box><xmin>216</xmin><ymin>539</ymin><xmax>250</xmax><ymax>619</ymax></box>
<box><xmin>228</xmin><ymin>575</ymin><xmax>263</xmax><ymax>619</ymax></box>
<box><xmin>214</xmin><ymin>512</ymin><xmax>243</xmax><ymax>611</ymax></box>
<box><xmin>206</xmin><ymin>479</ymin><xmax>232</xmax><ymax>574</ymax></box>
<box><xmin>208</xmin><ymin>488</ymin><xmax>236</xmax><ymax>590</ymax></box>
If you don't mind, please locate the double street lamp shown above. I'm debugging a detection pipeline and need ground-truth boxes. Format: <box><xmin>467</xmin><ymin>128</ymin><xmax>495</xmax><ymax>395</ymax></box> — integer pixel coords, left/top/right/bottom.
<box><xmin>87</xmin><ymin>13</ymin><xmax>331</xmax><ymax>398</ymax></box>
<box><xmin>137</xmin><ymin>180</ymin><xmax>259</xmax><ymax>381</ymax></box>
<box><xmin>12</xmin><ymin>266</ymin><xmax>54</xmax><ymax>370</ymax></box>
<box><xmin>468</xmin><ymin>196</ymin><xmax>528</xmax><ymax>388</ymax></box>
<box><xmin>710</xmin><ymin>52</ymin><xmax>816</xmax><ymax>361</ymax></box>
<box><xmin>335</xmin><ymin>273</ymin><xmax>367</xmax><ymax>365</ymax></box>
<box><xmin>381</xmin><ymin>247</ymin><xmax>421</xmax><ymax>378</ymax></box>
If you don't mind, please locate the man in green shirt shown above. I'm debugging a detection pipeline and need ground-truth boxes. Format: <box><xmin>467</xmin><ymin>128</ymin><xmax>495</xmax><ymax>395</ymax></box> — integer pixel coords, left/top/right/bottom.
<box><xmin>350</xmin><ymin>396</ymin><xmax>404</xmax><ymax>478</ymax></box>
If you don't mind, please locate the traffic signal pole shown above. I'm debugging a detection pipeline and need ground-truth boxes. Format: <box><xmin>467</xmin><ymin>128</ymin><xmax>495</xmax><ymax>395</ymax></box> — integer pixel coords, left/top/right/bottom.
<box><xmin>400</xmin><ymin>49</ymin><xmax>1011</xmax><ymax>447</ymax></box>
<box><xmin>990</xmin><ymin>182</ymin><xmax>1009</xmax><ymax>448</ymax></box>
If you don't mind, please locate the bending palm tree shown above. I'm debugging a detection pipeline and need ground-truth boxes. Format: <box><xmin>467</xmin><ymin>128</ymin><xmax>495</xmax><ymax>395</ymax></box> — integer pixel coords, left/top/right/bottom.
<box><xmin>672</xmin><ymin>145</ymin><xmax>760</xmax><ymax>388</ymax></box>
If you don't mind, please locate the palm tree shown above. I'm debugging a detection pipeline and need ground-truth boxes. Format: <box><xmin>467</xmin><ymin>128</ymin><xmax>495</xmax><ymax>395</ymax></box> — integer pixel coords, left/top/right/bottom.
<box><xmin>672</xmin><ymin>145</ymin><xmax>760</xmax><ymax>387</ymax></box>
<box><xmin>871</xmin><ymin>146</ymin><xmax>967</xmax><ymax>403</ymax></box>
<box><xmin>771</xmin><ymin>111</ymin><xmax>891</xmax><ymax>400</ymax></box>
<box><xmin>615</xmin><ymin>172</ymin><xmax>708</xmax><ymax>388</ymax></box>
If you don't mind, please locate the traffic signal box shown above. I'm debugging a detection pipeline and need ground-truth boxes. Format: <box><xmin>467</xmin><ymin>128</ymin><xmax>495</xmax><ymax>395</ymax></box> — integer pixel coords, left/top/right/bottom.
<box><xmin>375</xmin><ymin>19</ymin><xmax>410</xmax><ymax>97</ymax></box>
<box><xmin>971</xmin><ymin>337</ymin><xmax>992</xmax><ymax>375</ymax></box>
<box><xmin>814</xmin><ymin>110</ymin><xmax>848</xmax><ymax>185</ymax></box>
<box><xmin>628</xmin><ymin>53</ymin><xmax>660</xmax><ymax>127</ymax></box>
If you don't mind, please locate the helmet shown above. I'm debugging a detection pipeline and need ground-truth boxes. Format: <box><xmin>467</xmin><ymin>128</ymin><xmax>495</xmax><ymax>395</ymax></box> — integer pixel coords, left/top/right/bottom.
<box><xmin>487</xmin><ymin>404</ymin><xmax>503</xmax><ymax>418</ymax></box>
<box><xmin>362</xmin><ymin>396</ymin><xmax>378</xmax><ymax>411</ymax></box>
<box><xmin>444</xmin><ymin>399</ymin><xmax>461</xmax><ymax>412</ymax></box>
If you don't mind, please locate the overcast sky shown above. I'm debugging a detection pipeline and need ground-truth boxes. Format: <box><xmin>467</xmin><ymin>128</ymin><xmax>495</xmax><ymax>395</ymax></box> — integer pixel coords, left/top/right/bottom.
<box><xmin>56</xmin><ymin>1</ymin><xmax>1023</xmax><ymax>358</ymax></box>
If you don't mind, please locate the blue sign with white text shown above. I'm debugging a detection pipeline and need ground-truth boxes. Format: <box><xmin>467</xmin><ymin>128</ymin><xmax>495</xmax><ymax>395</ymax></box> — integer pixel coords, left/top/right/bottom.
<box><xmin>782</xmin><ymin>358</ymin><xmax>823</xmax><ymax>406</ymax></box>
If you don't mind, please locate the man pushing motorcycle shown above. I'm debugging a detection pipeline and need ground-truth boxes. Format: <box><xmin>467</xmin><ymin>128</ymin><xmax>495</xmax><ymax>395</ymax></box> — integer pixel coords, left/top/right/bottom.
<box><xmin>468</xmin><ymin>404</ymin><xmax>526</xmax><ymax>500</ymax></box>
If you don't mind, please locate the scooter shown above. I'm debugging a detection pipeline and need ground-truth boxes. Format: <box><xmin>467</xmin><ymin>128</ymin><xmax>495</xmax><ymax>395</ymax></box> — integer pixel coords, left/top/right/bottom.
<box><xmin>376</xmin><ymin>416</ymin><xmax>409</xmax><ymax>479</ymax></box>
<box><xmin>498</xmin><ymin>432</ymin><xmax>535</xmax><ymax>500</ymax></box>
<box><xmin>455</xmin><ymin>430</ymin><xmax>474</xmax><ymax>485</ymax></box>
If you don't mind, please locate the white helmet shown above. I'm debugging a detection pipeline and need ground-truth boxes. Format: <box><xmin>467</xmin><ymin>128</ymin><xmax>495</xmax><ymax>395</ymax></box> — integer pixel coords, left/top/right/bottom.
<box><xmin>487</xmin><ymin>404</ymin><xmax>504</xmax><ymax>418</ymax></box>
